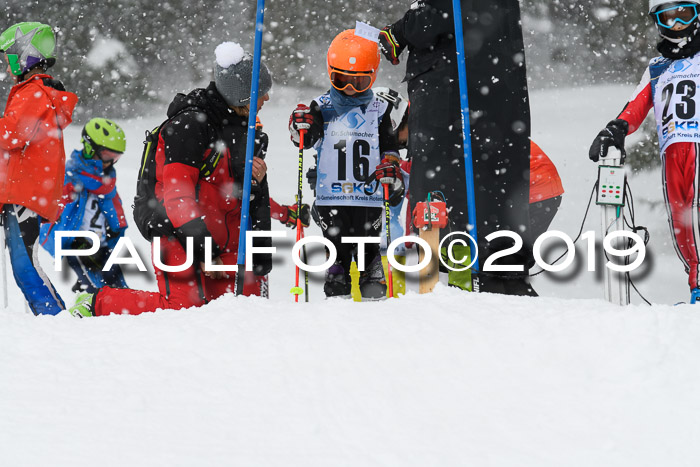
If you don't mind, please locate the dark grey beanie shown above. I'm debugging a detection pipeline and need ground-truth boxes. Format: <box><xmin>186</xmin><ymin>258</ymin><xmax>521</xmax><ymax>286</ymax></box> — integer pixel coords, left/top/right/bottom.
<box><xmin>214</xmin><ymin>42</ymin><xmax>272</xmax><ymax>107</ymax></box>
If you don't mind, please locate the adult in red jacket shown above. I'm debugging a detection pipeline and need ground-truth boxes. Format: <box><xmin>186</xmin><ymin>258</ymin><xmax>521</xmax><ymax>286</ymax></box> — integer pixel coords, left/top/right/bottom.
<box><xmin>69</xmin><ymin>42</ymin><xmax>273</xmax><ymax>317</ymax></box>
<box><xmin>0</xmin><ymin>22</ymin><xmax>78</xmax><ymax>315</ymax></box>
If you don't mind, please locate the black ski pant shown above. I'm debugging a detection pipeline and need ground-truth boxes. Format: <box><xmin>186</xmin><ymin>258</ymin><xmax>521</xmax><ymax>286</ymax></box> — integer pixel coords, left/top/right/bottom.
<box><xmin>314</xmin><ymin>204</ymin><xmax>383</xmax><ymax>280</ymax></box>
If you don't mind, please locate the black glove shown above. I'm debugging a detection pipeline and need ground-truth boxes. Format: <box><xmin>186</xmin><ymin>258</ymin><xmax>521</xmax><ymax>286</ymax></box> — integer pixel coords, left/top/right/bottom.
<box><xmin>105</xmin><ymin>227</ymin><xmax>123</xmax><ymax>244</ymax></box>
<box><xmin>255</xmin><ymin>130</ymin><xmax>268</xmax><ymax>160</ymax></box>
<box><xmin>174</xmin><ymin>218</ymin><xmax>221</xmax><ymax>265</ymax></box>
<box><xmin>306</xmin><ymin>166</ymin><xmax>318</xmax><ymax>191</ymax></box>
<box><xmin>283</xmin><ymin>204</ymin><xmax>311</xmax><ymax>229</ymax></box>
<box><xmin>379</xmin><ymin>25</ymin><xmax>405</xmax><ymax>65</ymax></box>
<box><xmin>71</xmin><ymin>236</ymin><xmax>107</xmax><ymax>272</ymax></box>
<box><xmin>72</xmin><ymin>236</ymin><xmax>96</xmax><ymax>251</ymax></box>
<box><xmin>589</xmin><ymin>119</ymin><xmax>628</xmax><ymax>162</ymax></box>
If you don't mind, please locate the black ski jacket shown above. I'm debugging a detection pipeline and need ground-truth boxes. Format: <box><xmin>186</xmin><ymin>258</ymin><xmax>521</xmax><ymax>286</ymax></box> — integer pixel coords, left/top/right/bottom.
<box><xmin>158</xmin><ymin>82</ymin><xmax>272</xmax><ymax>274</ymax></box>
<box><xmin>390</xmin><ymin>0</ymin><xmax>533</xmax><ymax>273</ymax></box>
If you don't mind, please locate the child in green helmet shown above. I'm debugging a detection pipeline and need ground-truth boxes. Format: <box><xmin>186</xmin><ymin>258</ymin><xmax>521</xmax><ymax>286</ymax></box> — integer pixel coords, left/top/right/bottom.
<box><xmin>40</xmin><ymin>118</ymin><xmax>129</xmax><ymax>293</ymax></box>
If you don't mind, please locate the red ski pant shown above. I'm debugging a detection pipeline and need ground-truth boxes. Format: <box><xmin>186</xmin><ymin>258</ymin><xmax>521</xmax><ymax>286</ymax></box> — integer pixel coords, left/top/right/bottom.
<box><xmin>663</xmin><ymin>142</ymin><xmax>700</xmax><ymax>290</ymax></box>
<box><xmin>94</xmin><ymin>237</ymin><xmax>261</xmax><ymax>316</ymax></box>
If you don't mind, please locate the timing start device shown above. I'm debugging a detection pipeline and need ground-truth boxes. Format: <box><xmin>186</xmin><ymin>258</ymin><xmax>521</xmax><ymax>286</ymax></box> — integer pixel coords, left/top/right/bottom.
<box><xmin>596</xmin><ymin>165</ymin><xmax>626</xmax><ymax>207</ymax></box>
<box><xmin>413</xmin><ymin>200</ymin><xmax>448</xmax><ymax>230</ymax></box>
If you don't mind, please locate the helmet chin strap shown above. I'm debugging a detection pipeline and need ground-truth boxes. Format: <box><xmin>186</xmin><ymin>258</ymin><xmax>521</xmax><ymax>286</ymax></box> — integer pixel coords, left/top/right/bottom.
<box><xmin>660</xmin><ymin>20</ymin><xmax>700</xmax><ymax>46</ymax></box>
<box><xmin>662</xmin><ymin>34</ymin><xmax>688</xmax><ymax>44</ymax></box>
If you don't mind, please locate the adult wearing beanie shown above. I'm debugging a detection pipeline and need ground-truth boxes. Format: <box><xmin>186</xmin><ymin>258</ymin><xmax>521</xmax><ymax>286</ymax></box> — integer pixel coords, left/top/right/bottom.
<box><xmin>69</xmin><ymin>42</ymin><xmax>274</xmax><ymax>317</ymax></box>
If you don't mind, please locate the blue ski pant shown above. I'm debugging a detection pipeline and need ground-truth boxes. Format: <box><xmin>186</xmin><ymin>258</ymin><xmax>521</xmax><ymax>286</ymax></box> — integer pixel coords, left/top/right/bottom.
<box><xmin>2</xmin><ymin>205</ymin><xmax>65</xmax><ymax>315</ymax></box>
<box><xmin>66</xmin><ymin>248</ymin><xmax>127</xmax><ymax>293</ymax></box>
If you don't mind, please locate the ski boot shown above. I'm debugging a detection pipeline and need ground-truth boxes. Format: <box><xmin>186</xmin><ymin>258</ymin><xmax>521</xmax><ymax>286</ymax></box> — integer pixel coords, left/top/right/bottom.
<box><xmin>324</xmin><ymin>263</ymin><xmax>352</xmax><ymax>298</ymax></box>
<box><xmin>68</xmin><ymin>293</ymin><xmax>96</xmax><ymax>318</ymax></box>
<box><xmin>504</xmin><ymin>277</ymin><xmax>538</xmax><ymax>297</ymax></box>
<box><xmin>443</xmin><ymin>243</ymin><xmax>472</xmax><ymax>291</ymax></box>
<box><xmin>359</xmin><ymin>255</ymin><xmax>387</xmax><ymax>301</ymax></box>
<box><xmin>477</xmin><ymin>274</ymin><xmax>538</xmax><ymax>297</ymax></box>
<box><xmin>691</xmin><ymin>288</ymin><xmax>700</xmax><ymax>304</ymax></box>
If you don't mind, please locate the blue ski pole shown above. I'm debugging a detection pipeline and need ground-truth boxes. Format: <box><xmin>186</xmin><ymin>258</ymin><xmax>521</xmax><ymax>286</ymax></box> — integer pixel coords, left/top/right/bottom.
<box><xmin>451</xmin><ymin>0</ymin><xmax>480</xmax><ymax>284</ymax></box>
<box><xmin>236</xmin><ymin>0</ymin><xmax>265</xmax><ymax>296</ymax></box>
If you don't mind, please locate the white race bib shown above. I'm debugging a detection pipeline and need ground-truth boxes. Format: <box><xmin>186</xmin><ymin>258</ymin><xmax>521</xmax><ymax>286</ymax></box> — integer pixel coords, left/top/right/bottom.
<box><xmin>652</xmin><ymin>55</ymin><xmax>700</xmax><ymax>153</ymax></box>
<box><xmin>314</xmin><ymin>93</ymin><xmax>388</xmax><ymax>207</ymax></box>
<box><xmin>80</xmin><ymin>193</ymin><xmax>107</xmax><ymax>244</ymax></box>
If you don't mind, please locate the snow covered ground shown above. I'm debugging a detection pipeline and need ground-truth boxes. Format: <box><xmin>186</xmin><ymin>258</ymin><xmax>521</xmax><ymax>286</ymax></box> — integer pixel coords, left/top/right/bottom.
<box><xmin>2</xmin><ymin>84</ymin><xmax>699</xmax><ymax>466</ymax></box>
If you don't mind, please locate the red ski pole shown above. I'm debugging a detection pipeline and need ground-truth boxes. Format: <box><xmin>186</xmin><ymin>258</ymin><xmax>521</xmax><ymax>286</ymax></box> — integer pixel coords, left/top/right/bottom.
<box><xmin>383</xmin><ymin>183</ymin><xmax>394</xmax><ymax>298</ymax></box>
<box><xmin>291</xmin><ymin>129</ymin><xmax>306</xmax><ymax>302</ymax></box>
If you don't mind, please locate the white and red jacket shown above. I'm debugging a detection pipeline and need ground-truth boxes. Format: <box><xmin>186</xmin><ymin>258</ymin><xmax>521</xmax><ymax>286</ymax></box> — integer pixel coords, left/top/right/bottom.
<box><xmin>619</xmin><ymin>53</ymin><xmax>700</xmax><ymax>289</ymax></box>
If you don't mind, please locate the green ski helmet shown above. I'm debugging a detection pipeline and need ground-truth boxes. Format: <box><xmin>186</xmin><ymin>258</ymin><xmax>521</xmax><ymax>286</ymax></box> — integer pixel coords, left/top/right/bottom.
<box><xmin>81</xmin><ymin>118</ymin><xmax>126</xmax><ymax>163</ymax></box>
<box><xmin>0</xmin><ymin>22</ymin><xmax>56</xmax><ymax>77</ymax></box>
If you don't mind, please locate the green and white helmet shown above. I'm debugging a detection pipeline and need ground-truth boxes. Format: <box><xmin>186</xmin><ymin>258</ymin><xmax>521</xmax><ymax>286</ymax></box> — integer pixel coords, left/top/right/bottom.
<box><xmin>0</xmin><ymin>22</ymin><xmax>56</xmax><ymax>77</ymax></box>
<box><xmin>81</xmin><ymin>118</ymin><xmax>127</xmax><ymax>161</ymax></box>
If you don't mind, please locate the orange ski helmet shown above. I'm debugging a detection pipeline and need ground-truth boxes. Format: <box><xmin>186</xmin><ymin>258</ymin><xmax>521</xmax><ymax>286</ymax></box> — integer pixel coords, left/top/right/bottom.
<box><xmin>327</xmin><ymin>29</ymin><xmax>381</xmax><ymax>93</ymax></box>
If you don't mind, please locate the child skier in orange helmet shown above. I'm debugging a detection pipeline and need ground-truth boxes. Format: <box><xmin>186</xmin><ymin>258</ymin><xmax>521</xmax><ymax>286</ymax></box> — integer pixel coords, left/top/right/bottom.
<box><xmin>288</xmin><ymin>29</ymin><xmax>404</xmax><ymax>300</ymax></box>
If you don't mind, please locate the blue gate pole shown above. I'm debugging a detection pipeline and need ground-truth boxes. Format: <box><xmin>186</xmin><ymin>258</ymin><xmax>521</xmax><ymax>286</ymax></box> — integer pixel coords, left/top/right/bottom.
<box><xmin>451</xmin><ymin>0</ymin><xmax>480</xmax><ymax>277</ymax></box>
<box><xmin>236</xmin><ymin>0</ymin><xmax>265</xmax><ymax>295</ymax></box>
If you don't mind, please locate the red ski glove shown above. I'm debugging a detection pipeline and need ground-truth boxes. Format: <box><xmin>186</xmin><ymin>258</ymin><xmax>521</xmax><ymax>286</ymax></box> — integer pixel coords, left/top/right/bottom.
<box><xmin>375</xmin><ymin>153</ymin><xmax>403</xmax><ymax>191</ymax></box>
<box><xmin>289</xmin><ymin>104</ymin><xmax>314</xmax><ymax>147</ymax></box>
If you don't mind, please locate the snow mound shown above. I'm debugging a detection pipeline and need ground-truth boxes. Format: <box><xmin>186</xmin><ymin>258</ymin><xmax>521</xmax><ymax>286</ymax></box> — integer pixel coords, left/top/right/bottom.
<box><xmin>2</xmin><ymin>286</ymin><xmax>700</xmax><ymax>466</ymax></box>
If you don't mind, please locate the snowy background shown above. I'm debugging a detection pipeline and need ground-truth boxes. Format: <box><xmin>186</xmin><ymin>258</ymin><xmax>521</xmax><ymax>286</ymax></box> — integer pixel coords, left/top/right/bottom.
<box><xmin>2</xmin><ymin>84</ymin><xmax>698</xmax><ymax>467</ymax></box>
<box><xmin>2</xmin><ymin>3</ymin><xmax>700</xmax><ymax>466</ymax></box>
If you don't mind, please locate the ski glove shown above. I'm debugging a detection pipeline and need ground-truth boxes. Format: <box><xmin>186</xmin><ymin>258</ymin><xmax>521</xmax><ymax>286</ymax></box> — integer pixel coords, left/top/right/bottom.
<box><xmin>72</xmin><ymin>237</ymin><xmax>109</xmax><ymax>272</ymax></box>
<box><xmin>306</xmin><ymin>166</ymin><xmax>318</xmax><ymax>192</ymax></box>
<box><xmin>255</xmin><ymin>130</ymin><xmax>269</xmax><ymax>160</ymax></box>
<box><xmin>589</xmin><ymin>119</ymin><xmax>629</xmax><ymax>162</ymax></box>
<box><xmin>379</xmin><ymin>25</ymin><xmax>405</xmax><ymax>66</ymax></box>
<box><xmin>174</xmin><ymin>218</ymin><xmax>221</xmax><ymax>265</ymax></box>
<box><xmin>375</xmin><ymin>153</ymin><xmax>404</xmax><ymax>193</ymax></box>
<box><xmin>283</xmin><ymin>203</ymin><xmax>311</xmax><ymax>229</ymax></box>
<box><xmin>289</xmin><ymin>104</ymin><xmax>315</xmax><ymax>148</ymax></box>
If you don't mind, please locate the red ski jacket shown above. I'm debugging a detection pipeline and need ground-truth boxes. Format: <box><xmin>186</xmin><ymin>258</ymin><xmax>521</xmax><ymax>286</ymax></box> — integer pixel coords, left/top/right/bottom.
<box><xmin>0</xmin><ymin>74</ymin><xmax>78</xmax><ymax>221</ymax></box>
<box><xmin>529</xmin><ymin>141</ymin><xmax>564</xmax><ymax>203</ymax></box>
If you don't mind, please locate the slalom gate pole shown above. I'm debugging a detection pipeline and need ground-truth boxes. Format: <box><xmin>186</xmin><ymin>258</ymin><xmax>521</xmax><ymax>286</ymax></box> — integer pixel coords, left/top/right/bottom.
<box><xmin>383</xmin><ymin>183</ymin><xmax>394</xmax><ymax>298</ymax></box>
<box><xmin>235</xmin><ymin>0</ymin><xmax>266</xmax><ymax>296</ymax></box>
<box><xmin>290</xmin><ymin>130</ymin><xmax>306</xmax><ymax>302</ymax></box>
<box><xmin>451</xmin><ymin>0</ymin><xmax>480</xmax><ymax>283</ymax></box>
<box><xmin>0</xmin><ymin>224</ymin><xmax>7</xmax><ymax>309</ymax></box>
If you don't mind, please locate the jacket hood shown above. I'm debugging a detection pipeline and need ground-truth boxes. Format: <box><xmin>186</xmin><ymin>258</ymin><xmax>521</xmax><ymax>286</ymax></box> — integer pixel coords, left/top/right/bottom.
<box><xmin>166</xmin><ymin>82</ymin><xmax>232</xmax><ymax>125</ymax></box>
<box><xmin>20</xmin><ymin>74</ymin><xmax>78</xmax><ymax>129</ymax></box>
